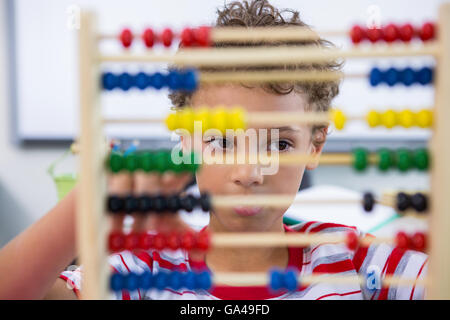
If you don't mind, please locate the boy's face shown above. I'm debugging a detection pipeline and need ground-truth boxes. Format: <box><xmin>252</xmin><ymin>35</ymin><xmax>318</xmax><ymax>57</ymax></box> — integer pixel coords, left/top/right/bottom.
<box><xmin>183</xmin><ymin>84</ymin><xmax>323</xmax><ymax>232</ymax></box>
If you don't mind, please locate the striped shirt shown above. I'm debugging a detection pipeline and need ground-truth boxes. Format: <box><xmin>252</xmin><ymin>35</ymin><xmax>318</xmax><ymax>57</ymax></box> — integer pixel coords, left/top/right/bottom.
<box><xmin>60</xmin><ymin>221</ymin><xmax>428</xmax><ymax>300</ymax></box>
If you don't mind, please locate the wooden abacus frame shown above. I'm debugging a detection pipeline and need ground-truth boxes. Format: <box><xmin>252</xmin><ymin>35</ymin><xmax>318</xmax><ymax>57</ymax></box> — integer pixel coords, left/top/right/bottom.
<box><xmin>77</xmin><ymin>4</ymin><xmax>450</xmax><ymax>300</ymax></box>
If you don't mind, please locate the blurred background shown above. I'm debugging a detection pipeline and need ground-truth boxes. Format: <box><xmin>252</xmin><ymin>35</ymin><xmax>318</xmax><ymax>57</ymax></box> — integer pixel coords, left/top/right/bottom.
<box><xmin>0</xmin><ymin>0</ymin><xmax>440</xmax><ymax>246</ymax></box>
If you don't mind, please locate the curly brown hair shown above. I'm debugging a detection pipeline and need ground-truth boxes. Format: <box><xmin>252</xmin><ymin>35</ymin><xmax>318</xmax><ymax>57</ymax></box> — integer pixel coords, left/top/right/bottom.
<box><xmin>168</xmin><ymin>0</ymin><xmax>342</xmax><ymax>146</ymax></box>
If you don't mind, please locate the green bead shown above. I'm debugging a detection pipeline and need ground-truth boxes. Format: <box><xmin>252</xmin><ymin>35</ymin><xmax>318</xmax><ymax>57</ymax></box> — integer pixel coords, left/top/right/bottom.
<box><xmin>124</xmin><ymin>153</ymin><xmax>139</xmax><ymax>172</ymax></box>
<box><xmin>139</xmin><ymin>152</ymin><xmax>155</xmax><ymax>172</ymax></box>
<box><xmin>154</xmin><ymin>151</ymin><xmax>169</xmax><ymax>173</ymax></box>
<box><xmin>377</xmin><ymin>148</ymin><xmax>393</xmax><ymax>171</ymax></box>
<box><xmin>413</xmin><ymin>149</ymin><xmax>429</xmax><ymax>171</ymax></box>
<box><xmin>185</xmin><ymin>152</ymin><xmax>200</xmax><ymax>173</ymax></box>
<box><xmin>109</xmin><ymin>153</ymin><xmax>123</xmax><ymax>173</ymax></box>
<box><xmin>395</xmin><ymin>149</ymin><xmax>412</xmax><ymax>172</ymax></box>
<box><xmin>353</xmin><ymin>148</ymin><xmax>368</xmax><ymax>171</ymax></box>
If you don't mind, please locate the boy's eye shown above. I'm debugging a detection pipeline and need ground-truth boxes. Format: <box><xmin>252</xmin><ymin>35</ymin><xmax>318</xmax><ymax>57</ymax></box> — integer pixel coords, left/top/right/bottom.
<box><xmin>206</xmin><ymin>137</ymin><xmax>233</xmax><ymax>150</ymax></box>
<box><xmin>268</xmin><ymin>140</ymin><xmax>293</xmax><ymax>152</ymax></box>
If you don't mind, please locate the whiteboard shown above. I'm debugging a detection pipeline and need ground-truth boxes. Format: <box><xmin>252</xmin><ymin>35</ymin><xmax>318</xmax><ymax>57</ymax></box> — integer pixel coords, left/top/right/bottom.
<box><xmin>10</xmin><ymin>0</ymin><xmax>443</xmax><ymax>144</ymax></box>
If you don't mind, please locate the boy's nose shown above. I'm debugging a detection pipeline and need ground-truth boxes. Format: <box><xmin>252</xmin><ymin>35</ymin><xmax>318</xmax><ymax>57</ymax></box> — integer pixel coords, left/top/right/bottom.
<box><xmin>231</xmin><ymin>164</ymin><xmax>264</xmax><ymax>188</ymax></box>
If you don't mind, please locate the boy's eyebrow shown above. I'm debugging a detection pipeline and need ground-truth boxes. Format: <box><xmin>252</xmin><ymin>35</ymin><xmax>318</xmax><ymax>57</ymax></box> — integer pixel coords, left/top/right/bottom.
<box><xmin>269</xmin><ymin>126</ymin><xmax>302</xmax><ymax>132</ymax></box>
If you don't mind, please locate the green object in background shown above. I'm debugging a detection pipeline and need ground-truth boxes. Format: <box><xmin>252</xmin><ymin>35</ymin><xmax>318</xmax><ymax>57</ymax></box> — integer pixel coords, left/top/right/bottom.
<box><xmin>48</xmin><ymin>149</ymin><xmax>77</xmax><ymax>201</ymax></box>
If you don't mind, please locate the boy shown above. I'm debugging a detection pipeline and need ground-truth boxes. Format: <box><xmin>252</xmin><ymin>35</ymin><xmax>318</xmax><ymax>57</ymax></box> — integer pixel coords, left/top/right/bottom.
<box><xmin>0</xmin><ymin>0</ymin><xmax>428</xmax><ymax>300</ymax></box>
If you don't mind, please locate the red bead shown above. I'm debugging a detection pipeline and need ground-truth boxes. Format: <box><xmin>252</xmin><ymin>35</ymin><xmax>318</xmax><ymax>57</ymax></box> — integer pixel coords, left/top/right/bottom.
<box><xmin>124</xmin><ymin>232</ymin><xmax>140</xmax><ymax>251</ymax></box>
<box><xmin>346</xmin><ymin>231</ymin><xmax>359</xmax><ymax>251</ymax></box>
<box><xmin>119</xmin><ymin>28</ymin><xmax>133</xmax><ymax>48</ymax></box>
<box><xmin>419</xmin><ymin>22</ymin><xmax>435</xmax><ymax>41</ymax></box>
<box><xmin>366</xmin><ymin>27</ymin><xmax>383</xmax><ymax>43</ymax></box>
<box><xmin>195</xmin><ymin>230</ymin><xmax>210</xmax><ymax>251</ymax></box>
<box><xmin>138</xmin><ymin>233</ymin><xmax>153</xmax><ymax>250</ymax></box>
<box><xmin>395</xmin><ymin>231</ymin><xmax>410</xmax><ymax>250</ymax></box>
<box><xmin>153</xmin><ymin>233</ymin><xmax>166</xmax><ymax>250</ymax></box>
<box><xmin>399</xmin><ymin>24</ymin><xmax>415</xmax><ymax>42</ymax></box>
<box><xmin>161</xmin><ymin>28</ymin><xmax>173</xmax><ymax>47</ymax></box>
<box><xmin>167</xmin><ymin>232</ymin><xmax>180</xmax><ymax>250</ymax></box>
<box><xmin>180</xmin><ymin>231</ymin><xmax>196</xmax><ymax>250</ymax></box>
<box><xmin>411</xmin><ymin>232</ymin><xmax>427</xmax><ymax>252</ymax></box>
<box><xmin>181</xmin><ymin>27</ymin><xmax>195</xmax><ymax>47</ymax></box>
<box><xmin>142</xmin><ymin>28</ymin><xmax>155</xmax><ymax>48</ymax></box>
<box><xmin>109</xmin><ymin>232</ymin><xmax>125</xmax><ymax>252</ymax></box>
<box><xmin>350</xmin><ymin>25</ymin><xmax>366</xmax><ymax>44</ymax></box>
<box><xmin>383</xmin><ymin>24</ymin><xmax>399</xmax><ymax>43</ymax></box>
<box><xmin>193</xmin><ymin>26</ymin><xmax>211</xmax><ymax>47</ymax></box>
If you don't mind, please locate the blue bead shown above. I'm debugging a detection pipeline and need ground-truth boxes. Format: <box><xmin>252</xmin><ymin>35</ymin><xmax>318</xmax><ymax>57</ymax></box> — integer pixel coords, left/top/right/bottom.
<box><xmin>183</xmin><ymin>271</ymin><xmax>196</xmax><ymax>290</ymax></box>
<box><xmin>369</xmin><ymin>68</ymin><xmax>383</xmax><ymax>87</ymax></box>
<box><xmin>417</xmin><ymin>67</ymin><xmax>433</xmax><ymax>85</ymax></box>
<box><xmin>167</xmin><ymin>70</ymin><xmax>181</xmax><ymax>90</ymax></box>
<box><xmin>168</xmin><ymin>271</ymin><xmax>183</xmax><ymax>290</ymax></box>
<box><xmin>385</xmin><ymin>67</ymin><xmax>399</xmax><ymax>87</ymax></box>
<box><xmin>118</xmin><ymin>72</ymin><xmax>134</xmax><ymax>91</ymax></box>
<box><xmin>284</xmin><ymin>270</ymin><xmax>298</xmax><ymax>291</ymax></box>
<box><xmin>126</xmin><ymin>272</ymin><xmax>139</xmax><ymax>291</ymax></box>
<box><xmin>140</xmin><ymin>272</ymin><xmax>153</xmax><ymax>290</ymax></box>
<box><xmin>135</xmin><ymin>72</ymin><xmax>149</xmax><ymax>90</ymax></box>
<box><xmin>269</xmin><ymin>269</ymin><xmax>283</xmax><ymax>291</ymax></box>
<box><xmin>102</xmin><ymin>72</ymin><xmax>118</xmax><ymax>90</ymax></box>
<box><xmin>110</xmin><ymin>273</ymin><xmax>124</xmax><ymax>291</ymax></box>
<box><xmin>196</xmin><ymin>271</ymin><xmax>212</xmax><ymax>290</ymax></box>
<box><xmin>149</xmin><ymin>72</ymin><xmax>166</xmax><ymax>90</ymax></box>
<box><xmin>401</xmin><ymin>67</ymin><xmax>416</xmax><ymax>86</ymax></box>
<box><xmin>154</xmin><ymin>272</ymin><xmax>169</xmax><ymax>290</ymax></box>
<box><xmin>181</xmin><ymin>69</ymin><xmax>198</xmax><ymax>92</ymax></box>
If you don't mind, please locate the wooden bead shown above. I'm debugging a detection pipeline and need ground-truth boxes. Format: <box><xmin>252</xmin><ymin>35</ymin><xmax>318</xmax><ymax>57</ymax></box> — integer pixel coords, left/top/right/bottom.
<box><xmin>396</xmin><ymin>231</ymin><xmax>410</xmax><ymax>250</ymax></box>
<box><xmin>119</xmin><ymin>28</ymin><xmax>133</xmax><ymax>48</ymax></box>
<box><xmin>367</xmin><ymin>110</ymin><xmax>381</xmax><ymax>127</ymax></box>
<box><xmin>332</xmin><ymin>109</ymin><xmax>346</xmax><ymax>130</ymax></box>
<box><xmin>381</xmin><ymin>110</ymin><xmax>397</xmax><ymax>128</ymax></box>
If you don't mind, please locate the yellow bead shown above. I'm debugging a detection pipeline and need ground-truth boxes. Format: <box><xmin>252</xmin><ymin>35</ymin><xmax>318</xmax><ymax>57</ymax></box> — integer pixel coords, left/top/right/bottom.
<box><xmin>180</xmin><ymin>108</ymin><xmax>195</xmax><ymax>133</ymax></box>
<box><xmin>212</xmin><ymin>107</ymin><xmax>228</xmax><ymax>134</ymax></box>
<box><xmin>398</xmin><ymin>110</ymin><xmax>415</xmax><ymax>128</ymax></box>
<box><xmin>228</xmin><ymin>107</ymin><xmax>246</xmax><ymax>131</ymax></box>
<box><xmin>194</xmin><ymin>107</ymin><xmax>211</xmax><ymax>133</ymax></box>
<box><xmin>332</xmin><ymin>109</ymin><xmax>346</xmax><ymax>130</ymax></box>
<box><xmin>366</xmin><ymin>110</ymin><xmax>380</xmax><ymax>128</ymax></box>
<box><xmin>415</xmin><ymin>109</ymin><xmax>433</xmax><ymax>128</ymax></box>
<box><xmin>165</xmin><ymin>113</ymin><xmax>179</xmax><ymax>131</ymax></box>
<box><xmin>381</xmin><ymin>110</ymin><xmax>397</xmax><ymax>129</ymax></box>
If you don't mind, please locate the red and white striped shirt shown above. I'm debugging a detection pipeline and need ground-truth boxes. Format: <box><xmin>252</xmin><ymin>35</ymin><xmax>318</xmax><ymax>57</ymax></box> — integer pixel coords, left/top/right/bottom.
<box><xmin>61</xmin><ymin>221</ymin><xmax>428</xmax><ymax>300</ymax></box>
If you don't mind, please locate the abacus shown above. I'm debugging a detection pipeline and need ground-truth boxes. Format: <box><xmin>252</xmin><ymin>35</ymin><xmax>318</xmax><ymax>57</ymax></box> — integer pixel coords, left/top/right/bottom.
<box><xmin>76</xmin><ymin>5</ymin><xmax>450</xmax><ymax>300</ymax></box>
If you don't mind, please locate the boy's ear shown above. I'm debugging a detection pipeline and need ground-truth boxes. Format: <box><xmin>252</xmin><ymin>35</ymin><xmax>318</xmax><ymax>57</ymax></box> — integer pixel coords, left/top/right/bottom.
<box><xmin>306</xmin><ymin>127</ymin><xmax>327</xmax><ymax>170</ymax></box>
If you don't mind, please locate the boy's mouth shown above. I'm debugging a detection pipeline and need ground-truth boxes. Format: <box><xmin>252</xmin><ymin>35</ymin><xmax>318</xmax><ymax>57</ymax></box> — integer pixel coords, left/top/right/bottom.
<box><xmin>232</xmin><ymin>206</ymin><xmax>263</xmax><ymax>217</ymax></box>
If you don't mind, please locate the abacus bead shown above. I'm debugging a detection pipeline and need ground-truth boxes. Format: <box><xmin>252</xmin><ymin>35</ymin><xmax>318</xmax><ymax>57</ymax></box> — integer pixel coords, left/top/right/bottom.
<box><xmin>195</xmin><ymin>107</ymin><xmax>211</xmax><ymax>132</ymax></box>
<box><xmin>149</xmin><ymin>72</ymin><xmax>165</xmax><ymax>90</ymax></box>
<box><xmin>155</xmin><ymin>272</ymin><xmax>169</xmax><ymax>290</ymax></box>
<box><xmin>193</xmin><ymin>26</ymin><xmax>211</xmax><ymax>47</ymax></box>
<box><xmin>161</xmin><ymin>28</ymin><xmax>173</xmax><ymax>47</ymax></box>
<box><xmin>120</xmin><ymin>28</ymin><xmax>133</xmax><ymax>48</ymax></box>
<box><xmin>396</xmin><ymin>192</ymin><xmax>411</xmax><ymax>212</ymax></box>
<box><xmin>381</xmin><ymin>110</ymin><xmax>397</xmax><ymax>128</ymax></box>
<box><xmin>110</xmin><ymin>153</ymin><xmax>124</xmax><ymax>173</ymax></box>
<box><xmin>118</xmin><ymin>73</ymin><xmax>134</xmax><ymax>91</ymax></box>
<box><xmin>153</xmin><ymin>233</ymin><xmax>166</xmax><ymax>250</ymax></box>
<box><xmin>385</xmin><ymin>68</ymin><xmax>399</xmax><ymax>87</ymax></box>
<box><xmin>125</xmin><ymin>232</ymin><xmax>140</xmax><ymax>251</ymax></box>
<box><xmin>229</xmin><ymin>107</ymin><xmax>246</xmax><ymax>131</ymax></box>
<box><xmin>142</xmin><ymin>28</ymin><xmax>155</xmax><ymax>48</ymax></box>
<box><xmin>180</xmin><ymin>195</ymin><xmax>197</xmax><ymax>212</ymax></box>
<box><xmin>154</xmin><ymin>151</ymin><xmax>169</xmax><ymax>173</ymax></box>
<box><xmin>346</xmin><ymin>231</ymin><xmax>359</xmax><ymax>250</ymax></box>
<box><xmin>396</xmin><ymin>231</ymin><xmax>410</xmax><ymax>250</ymax></box>
<box><xmin>109</xmin><ymin>231</ymin><xmax>125</xmax><ymax>252</ymax></box>
<box><xmin>212</xmin><ymin>107</ymin><xmax>228</xmax><ymax>133</ymax></box>
<box><xmin>180</xmin><ymin>231</ymin><xmax>196</xmax><ymax>250</ymax></box>
<box><xmin>417</xmin><ymin>67</ymin><xmax>433</xmax><ymax>85</ymax></box>
<box><xmin>180</xmin><ymin>69</ymin><xmax>198</xmax><ymax>92</ymax></box>
<box><xmin>185</xmin><ymin>152</ymin><xmax>200</xmax><ymax>173</ymax></box>
<box><xmin>270</xmin><ymin>270</ymin><xmax>283</xmax><ymax>291</ymax></box>
<box><xmin>110</xmin><ymin>273</ymin><xmax>124</xmax><ymax>291</ymax></box>
<box><xmin>400</xmin><ymin>68</ymin><xmax>416</xmax><ymax>87</ymax></box>
<box><xmin>197</xmin><ymin>271</ymin><xmax>212</xmax><ymax>290</ymax></box>
<box><xmin>332</xmin><ymin>109</ymin><xmax>346</xmax><ymax>130</ymax></box>
<box><xmin>196</xmin><ymin>230</ymin><xmax>210</xmax><ymax>251</ymax></box>
<box><xmin>140</xmin><ymin>272</ymin><xmax>153</xmax><ymax>290</ymax></box>
<box><xmin>168</xmin><ymin>271</ymin><xmax>183</xmax><ymax>290</ymax></box>
<box><xmin>184</xmin><ymin>271</ymin><xmax>196</xmax><ymax>290</ymax></box>
<box><xmin>165</xmin><ymin>113</ymin><xmax>179</xmax><ymax>131</ymax></box>
<box><xmin>108</xmin><ymin>195</ymin><xmax>124</xmax><ymax>213</ymax></box>
<box><xmin>398</xmin><ymin>109</ymin><xmax>415</xmax><ymax>128</ymax></box>
<box><xmin>181</xmin><ymin>27</ymin><xmax>195</xmax><ymax>47</ymax></box>
<box><xmin>135</xmin><ymin>72</ymin><xmax>148</xmax><ymax>90</ymax></box>
<box><xmin>138</xmin><ymin>195</ymin><xmax>153</xmax><ymax>213</ymax></box>
<box><xmin>362</xmin><ymin>192</ymin><xmax>375</xmax><ymax>212</ymax></box>
<box><xmin>366</xmin><ymin>27</ymin><xmax>383</xmax><ymax>43</ymax></box>
<box><xmin>377</xmin><ymin>148</ymin><xmax>393</xmax><ymax>171</ymax></box>
<box><xmin>411</xmin><ymin>193</ymin><xmax>428</xmax><ymax>212</ymax></box>
<box><xmin>102</xmin><ymin>72</ymin><xmax>118</xmax><ymax>90</ymax></box>
<box><xmin>126</xmin><ymin>273</ymin><xmax>139</xmax><ymax>291</ymax></box>
<box><xmin>124</xmin><ymin>154</ymin><xmax>139</xmax><ymax>172</ymax></box>
<box><xmin>367</xmin><ymin>110</ymin><xmax>381</xmax><ymax>127</ymax></box>
<box><xmin>199</xmin><ymin>193</ymin><xmax>212</xmax><ymax>212</ymax></box>
<box><xmin>167</xmin><ymin>70</ymin><xmax>181</xmax><ymax>90</ymax></box>
<box><xmin>138</xmin><ymin>233</ymin><xmax>153</xmax><ymax>250</ymax></box>
<box><xmin>383</xmin><ymin>24</ymin><xmax>399</xmax><ymax>42</ymax></box>
<box><xmin>284</xmin><ymin>270</ymin><xmax>298</xmax><ymax>291</ymax></box>
<box><xmin>153</xmin><ymin>195</ymin><xmax>168</xmax><ymax>212</ymax></box>
<box><xmin>411</xmin><ymin>232</ymin><xmax>427</xmax><ymax>251</ymax></box>
<box><xmin>413</xmin><ymin>149</ymin><xmax>429</xmax><ymax>171</ymax></box>
<box><xmin>353</xmin><ymin>148</ymin><xmax>368</xmax><ymax>171</ymax></box>
<box><xmin>124</xmin><ymin>195</ymin><xmax>139</xmax><ymax>213</ymax></box>
<box><xmin>396</xmin><ymin>149</ymin><xmax>412</xmax><ymax>172</ymax></box>
<box><xmin>167</xmin><ymin>232</ymin><xmax>180</xmax><ymax>250</ymax></box>
<box><xmin>399</xmin><ymin>23</ymin><xmax>415</xmax><ymax>42</ymax></box>
<box><xmin>369</xmin><ymin>68</ymin><xmax>383</xmax><ymax>87</ymax></box>
<box><xmin>415</xmin><ymin>109</ymin><xmax>433</xmax><ymax>128</ymax></box>
<box><xmin>419</xmin><ymin>22</ymin><xmax>435</xmax><ymax>41</ymax></box>
<box><xmin>350</xmin><ymin>25</ymin><xmax>366</xmax><ymax>44</ymax></box>
<box><xmin>166</xmin><ymin>195</ymin><xmax>181</xmax><ymax>212</ymax></box>
<box><xmin>180</xmin><ymin>108</ymin><xmax>195</xmax><ymax>133</ymax></box>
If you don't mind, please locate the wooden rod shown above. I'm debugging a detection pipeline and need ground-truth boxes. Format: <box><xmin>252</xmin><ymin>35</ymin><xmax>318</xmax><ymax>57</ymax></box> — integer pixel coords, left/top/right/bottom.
<box><xmin>99</xmin><ymin>43</ymin><xmax>439</xmax><ymax>66</ymax></box>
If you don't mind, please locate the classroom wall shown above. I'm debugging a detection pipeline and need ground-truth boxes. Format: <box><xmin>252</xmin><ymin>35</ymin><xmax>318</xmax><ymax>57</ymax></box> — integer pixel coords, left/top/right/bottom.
<box><xmin>0</xmin><ymin>0</ymin><xmax>429</xmax><ymax>248</ymax></box>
